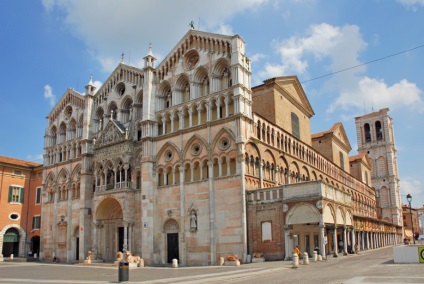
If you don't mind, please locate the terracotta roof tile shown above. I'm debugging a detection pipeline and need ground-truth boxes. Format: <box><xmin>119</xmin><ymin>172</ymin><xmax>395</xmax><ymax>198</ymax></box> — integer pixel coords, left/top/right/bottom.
<box><xmin>0</xmin><ymin>155</ymin><xmax>42</xmax><ymax>168</ymax></box>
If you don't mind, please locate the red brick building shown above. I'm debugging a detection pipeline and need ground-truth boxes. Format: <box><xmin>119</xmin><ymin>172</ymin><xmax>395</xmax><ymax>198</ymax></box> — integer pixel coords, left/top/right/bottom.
<box><xmin>0</xmin><ymin>156</ymin><xmax>42</xmax><ymax>259</ymax></box>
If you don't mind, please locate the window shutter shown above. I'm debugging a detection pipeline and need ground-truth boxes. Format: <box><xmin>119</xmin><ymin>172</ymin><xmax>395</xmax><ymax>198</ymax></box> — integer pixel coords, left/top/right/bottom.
<box><xmin>8</xmin><ymin>186</ymin><xmax>13</xmax><ymax>202</ymax></box>
<box><xmin>20</xmin><ymin>187</ymin><xmax>25</xmax><ymax>203</ymax></box>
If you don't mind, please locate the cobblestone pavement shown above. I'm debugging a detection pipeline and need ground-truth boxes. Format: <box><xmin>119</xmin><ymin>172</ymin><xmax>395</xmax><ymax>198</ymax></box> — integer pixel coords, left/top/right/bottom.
<box><xmin>1</xmin><ymin>246</ymin><xmax>423</xmax><ymax>283</ymax></box>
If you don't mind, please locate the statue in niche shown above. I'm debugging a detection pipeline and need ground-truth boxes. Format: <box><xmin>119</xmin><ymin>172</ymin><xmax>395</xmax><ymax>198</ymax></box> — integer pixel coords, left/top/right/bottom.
<box><xmin>190</xmin><ymin>210</ymin><xmax>197</xmax><ymax>231</ymax></box>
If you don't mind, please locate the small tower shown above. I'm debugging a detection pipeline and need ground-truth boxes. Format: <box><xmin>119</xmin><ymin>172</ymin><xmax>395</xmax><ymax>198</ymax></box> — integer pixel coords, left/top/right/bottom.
<box><xmin>85</xmin><ymin>75</ymin><xmax>96</xmax><ymax>96</ymax></box>
<box><xmin>355</xmin><ymin>108</ymin><xmax>402</xmax><ymax>226</ymax></box>
<box><xmin>143</xmin><ymin>43</ymin><xmax>156</xmax><ymax>68</ymax></box>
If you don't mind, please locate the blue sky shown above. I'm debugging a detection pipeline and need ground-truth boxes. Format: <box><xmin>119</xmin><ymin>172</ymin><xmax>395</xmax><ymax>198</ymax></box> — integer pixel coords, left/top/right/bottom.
<box><xmin>1</xmin><ymin>0</ymin><xmax>424</xmax><ymax>206</ymax></box>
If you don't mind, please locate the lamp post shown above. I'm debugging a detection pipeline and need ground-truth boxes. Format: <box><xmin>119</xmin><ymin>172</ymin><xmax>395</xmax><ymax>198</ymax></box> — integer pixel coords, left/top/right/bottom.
<box><xmin>406</xmin><ymin>194</ymin><xmax>415</xmax><ymax>244</ymax></box>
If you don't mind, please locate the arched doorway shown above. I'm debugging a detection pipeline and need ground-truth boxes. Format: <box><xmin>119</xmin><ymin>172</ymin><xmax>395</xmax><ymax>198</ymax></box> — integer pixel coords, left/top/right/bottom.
<box><xmin>164</xmin><ymin>219</ymin><xmax>179</xmax><ymax>263</ymax></box>
<box><xmin>3</xmin><ymin>228</ymin><xmax>20</xmax><ymax>257</ymax></box>
<box><xmin>94</xmin><ymin>197</ymin><xmax>124</xmax><ymax>261</ymax></box>
<box><xmin>30</xmin><ymin>236</ymin><xmax>40</xmax><ymax>257</ymax></box>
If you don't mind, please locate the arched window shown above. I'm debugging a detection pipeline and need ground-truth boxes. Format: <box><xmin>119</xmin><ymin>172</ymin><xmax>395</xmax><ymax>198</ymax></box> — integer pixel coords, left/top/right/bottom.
<box><xmin>364</xmin><ymin>123</ymin><xmax>371</xmax><ymax>142</ymax></box>
<box><xmin>291</xmin><ymin>112</ymin><xmax>300</xmax><ymax>139</ymax></box>
<box><xmin>375</xmin><ymin>121</ymin><xmax>383</xmax><ymax>140</ymax></box>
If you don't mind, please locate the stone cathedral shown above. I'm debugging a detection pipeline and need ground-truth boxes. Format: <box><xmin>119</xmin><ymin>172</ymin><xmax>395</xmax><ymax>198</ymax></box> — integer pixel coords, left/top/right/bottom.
<box><xmin>40</xmin><ymin>29</ymin><xmax>403</xmax><ymax>266</ymax></box>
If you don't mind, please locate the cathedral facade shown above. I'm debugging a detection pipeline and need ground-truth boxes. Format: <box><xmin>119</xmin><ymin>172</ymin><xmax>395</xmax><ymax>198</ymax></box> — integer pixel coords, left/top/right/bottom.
<box><xmin>40</xmin><ymin>30</ymin><xmax>402</xmax><ymax>266</ymax></box>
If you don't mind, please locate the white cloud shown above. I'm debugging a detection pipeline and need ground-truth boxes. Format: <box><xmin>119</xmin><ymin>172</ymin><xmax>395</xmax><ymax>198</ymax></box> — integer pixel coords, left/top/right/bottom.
<box><xmin>401</xmin><ymin>177</ymin><xmax>424</xmax><ymax>203</ymax></box>
<box><xmin>26</xmin><ymin>154</ymin><xmax>44</xmax><ymax>163</ymax></box>
<box><xmin>41</xmin><ymin>0</ymin><xmax>55</xmax><ymax>12</ymax></box>
<box><xmin>256</xmin><ymin>23</ymin><xmax>367</xmax><ymax>81</ymax></box>
<box><xmin>42</xmin><ymin>0</ymin><xmax>268</xmax><ymax>72</ymax></box>
<box><xmin>250</xmin><ymin>53</ymin><xmax>266</xmax><ymax>63</ymax></box>
<box><xmin>398</xmin><ymin>0</ymin><xmax>424</xmax><ymax>10</ymax></box>
<box><xmin>43</xmin><ymin>84</ymin><xmax>55</xmax><ymax>107</ymax></box>
<box><xmin>328</xmin><ymin>77</ymin><xmax>424</xmax><ymax>113</ymax></box>
<box><xmin>215</xmin><ymin>24</ymin><xmax>234</xmax><ymax>36</ymax></box>
<box><xmin>92</xmin><ymin>80</ymin><xmax>103</xmax><ymax>93</ymax></box>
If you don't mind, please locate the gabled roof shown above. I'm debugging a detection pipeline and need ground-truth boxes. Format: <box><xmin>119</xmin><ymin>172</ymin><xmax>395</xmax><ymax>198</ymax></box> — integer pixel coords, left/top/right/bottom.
<box><xmin>156</xmin><ymin>29</ymin><xmax>240</xmax><ymax>70</ymax></box>
<box><xmin>349</xmin><ymin>152</ymin><xmax>371</xmax><ymax>169</ymax></box>
<box><xmin>256</xmin><ymin>76</ymin><xmax>315</xmax><ymax>118</ymax></box>
<box><xmin>0</xmin><ymin>156</ymin><xmax>42</xmax><ymax>168</ymax></box>
<box><xmin>46</xmin><ymin>88</ymin><xmax>85</xmax><ymax>120</ymax></box>
<box><xmin>312</xmin><ymin>122</ymin><xmax>352</xmax><ymax>152</ymax></box>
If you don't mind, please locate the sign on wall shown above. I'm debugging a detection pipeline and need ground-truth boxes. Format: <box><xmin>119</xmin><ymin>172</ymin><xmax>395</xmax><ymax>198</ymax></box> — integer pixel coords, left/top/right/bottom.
<box><xmin>418</xmin><ymin>247</ymin><xmax>424</xmax><ymax>263</ymax></box>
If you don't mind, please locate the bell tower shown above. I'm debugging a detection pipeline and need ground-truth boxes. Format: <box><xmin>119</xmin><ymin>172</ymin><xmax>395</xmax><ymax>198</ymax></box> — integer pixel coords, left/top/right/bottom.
<box><xmin>355</xmin><ymin>108</ymin><xmax>402</xmax><ymax>226</ymax></box>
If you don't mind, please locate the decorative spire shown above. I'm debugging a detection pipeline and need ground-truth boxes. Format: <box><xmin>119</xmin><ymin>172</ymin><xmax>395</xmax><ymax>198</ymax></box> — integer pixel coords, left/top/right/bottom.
<box><xmin>147</xmin><ymin>43</ymin><xmax>154</xmax><ymax>57</ymax></box>
<box><xmin>121</xmin><ymin>52</ymin><xmax>125</xmax><ymax>63</ymax></box>
<box><xmin>87</xmin><ymin>74</ymin><xmax>93</xmax><ymax>86</ymax></box>
<box><xmin>189</xmin><ymin>21</ymin><xmax>195</xmax><ymax>30</ymax></box>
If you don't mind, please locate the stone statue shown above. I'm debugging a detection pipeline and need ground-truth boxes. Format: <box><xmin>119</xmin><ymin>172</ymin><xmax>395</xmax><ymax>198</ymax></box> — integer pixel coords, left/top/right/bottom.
<box><xmin>85</xmin><ymin>251</ymin><xmax>92</xmax><ymax>260</ymax></box>
<box><xmin>190</xmin><ymin>211</ymin><xmax>197</xmax><ymax>231</ymax></box>
<box><xmin>116</xmin><ymin>251</ymin><xmax>124</xmax><ymax>262</ymax></box>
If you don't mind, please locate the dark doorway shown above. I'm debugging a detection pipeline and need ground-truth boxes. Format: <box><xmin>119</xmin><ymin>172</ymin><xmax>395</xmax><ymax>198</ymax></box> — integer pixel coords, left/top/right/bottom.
<box><xmin>31</xmin><ymin>236</ymin><xmax>40</xmax><ymax>256</ymax></box>
<box><xmin>2</xmin><ymin>228</ymin><xmax>19</xmax><ymax>257</ymax></box>
<box><xmin>167</xmin><ymin>233</ymin><xmax>179</xmax><ymax>263</ymax></box>
<box><xmin>118</xmin><ymin>227</ymin><xmax>124</xmax><ymax>252</ymax></box>
<box><xmin>76</xmin><ymin>237</ymin><xmax>79</xmax><ymax>260</ymax></box>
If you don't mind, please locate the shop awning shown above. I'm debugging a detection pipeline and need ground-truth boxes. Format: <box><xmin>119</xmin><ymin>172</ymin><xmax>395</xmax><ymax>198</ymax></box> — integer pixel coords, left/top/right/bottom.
<box><xmin>404</xmin><ymin>229</ymin><xmax>413</xmax><ymax>237</ymax></box>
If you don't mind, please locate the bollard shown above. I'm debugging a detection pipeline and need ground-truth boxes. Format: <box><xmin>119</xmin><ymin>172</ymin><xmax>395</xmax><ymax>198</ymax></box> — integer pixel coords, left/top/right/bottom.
<box><xmin>292</xmin><ymin>253</ymin><xmax>299</xmax><ymax>268</ymax></box>
<box><xmin>219</xmin><ymin>257</ymin><xmax>224</xmax><ymax>266</ymax></box>
<box><xmin>318</xmin><ymin>254</ymin><xmax>322</xmax><ymax>261</ymax></box>
<box><xmin>313</xmin><ymin>251</ymin><xmax>318</xmax><ymax>262</ymax></box>
<box><xmin>10</xmin><ymin>254</ymin><xmax>14</xmax><ymax>260</ymax></box>
<box><xmin>172</xmin><ymin>258</ymin><xmax>178</xmax><ymax>268</ymax></box>
<box><xmin>118</xmin><ymin>259</ymin><xmax>129</xmax><ymax>282</ymax></box>
<box><xmin>247</xmin><ymin>254</ymin><xmax>252</xmax><ymax>263</ymax></box>
<box><xmin>303</xmin><ymin>252</ymin><xmax>309</xmax><ymax>265</ymax></box>
<box><xmin>34</xmin><ymin>253</ymin><xmax>37</xmax><ymax>258</ymax></box>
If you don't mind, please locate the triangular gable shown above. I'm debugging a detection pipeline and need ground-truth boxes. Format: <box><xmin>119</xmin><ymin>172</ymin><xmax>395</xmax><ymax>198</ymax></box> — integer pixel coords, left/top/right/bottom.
<box><xmin>94</xmin><ymin>119</ymin><xmax>126</xmax><ymax>148</ymax></box>
<box><xmin>268</xmin><ymin>76</ymin><xmax>315</xmax><ymax>118</ymax></box>
<box><xmin>47</xmin><ymin>89</ymin><xmax>85</xmax><ymax>119</ymax></box>
<box><xmin>331</xmin><ymin>123</ymin><xmax>352</xmax><ymax>152</ymax></box>
<box><xmin>156</xmin><ymin>29</ymin><xmax>238</xmax><ymax>78</ymax></box>
<box><xmin>94</xmin><ymin>63</ymin><xmax>143</xmax><ymax>101</ymax></box>
<box><xmin>313</xmin><ymin>122</ymin><xmax>352</xmax><ymax>152</ymax></box>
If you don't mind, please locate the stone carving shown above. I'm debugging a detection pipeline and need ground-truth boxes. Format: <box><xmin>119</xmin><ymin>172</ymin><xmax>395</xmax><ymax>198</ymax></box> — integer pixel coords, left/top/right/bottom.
<box><xmin>226</xmin><ymin>255</ymin><xmax>238</xmax><ymax>261</ymax></box>
<box><xmin>86</xmin><ymin>251</ymin><xmax>92</xmax><ymax>260</ymax></box>
<box><xmin>95</xmin><ymin>121</ymin><xmax>125</xmax><ymax>148</ymax></box>
<box><xmin>282</xmin><ymin>204</ymin><xmax>289</xmax><ymax>212</ymax></box>
<box><xmin>190</xmin><ymin>211</ymin><xmax>197</xmax><ymax>231</ymax></box>
<box><xmin>116</xmin><ymin>251</ymin><xmax>124</xmax><ymax>262</ymax></box>
<box><xmin>125</xmin><ymin>251</ymin><xmax>144</xmax><ymax>267</ymax></box>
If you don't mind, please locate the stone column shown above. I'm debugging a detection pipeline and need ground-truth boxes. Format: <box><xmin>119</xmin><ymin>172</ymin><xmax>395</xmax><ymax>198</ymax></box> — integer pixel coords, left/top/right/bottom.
<box><xmin>319</xmin><ymin>223</ymin><xmax>326</xmax><ymax>259</ymax></box>
<box><xmin>333</xmin><ymin>227</ymin><xmax>338</xmax><ymax>257</ymax></box>
<box><xmin>343</xmin><ymin>226</ymin><xmax>348</xmax><ymax>255</ymax></box>
<box><xmin>208</xmin><ymin>160</ymin><xmax>216</xmax><ymax>264</ymax></box>
<box><xmin>66</xmin><ymin>188</ymin><xmax>73</xmax><ymax>262</ymax></box>
<box><xmin>284</xmin><ymin>224</ymin><xmax>291</xmax><ymax>260</ymax></box>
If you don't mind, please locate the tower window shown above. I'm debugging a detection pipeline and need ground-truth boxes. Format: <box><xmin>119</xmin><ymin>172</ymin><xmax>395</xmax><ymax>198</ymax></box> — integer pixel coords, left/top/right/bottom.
<box><xmin>375</xmin><ymin>121</ymin><xmax>383</xmax><ymax>141</ymax></box>
<box><xmin>364</xmin><ymin>123</ymin><xmax>371</xmax><ymax>142</ymax></box>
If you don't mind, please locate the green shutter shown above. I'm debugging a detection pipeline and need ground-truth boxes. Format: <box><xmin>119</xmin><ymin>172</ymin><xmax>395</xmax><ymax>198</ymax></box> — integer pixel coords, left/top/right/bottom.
<box><xmin>20</xmin><ymin>187</ymin><xmax>25</xmax><ymax>203</ymax></box>
<box><xmin>8</xmin><ymin>186</ymin><xmax>13</xmax><ymax>202</ymax></box>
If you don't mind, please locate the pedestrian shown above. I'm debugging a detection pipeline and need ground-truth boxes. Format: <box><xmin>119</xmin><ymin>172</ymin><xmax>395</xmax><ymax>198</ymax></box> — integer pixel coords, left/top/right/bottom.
<box><xmin>338</xmin><ymin>240</ymin><xmax>343</xmax><ymax>252</ymax></box>
<box><xmin>294</xmin><ymin>245</ymin><xmax>301</xmax><ymax>258</ymax></box>
<box><xmin>354</xmin><ymin>243</ymin><xmax>359</xmax><ymax>254</ymax></box>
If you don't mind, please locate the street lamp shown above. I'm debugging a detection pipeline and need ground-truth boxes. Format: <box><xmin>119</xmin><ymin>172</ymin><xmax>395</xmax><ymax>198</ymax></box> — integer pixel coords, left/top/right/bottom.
<box><xmin>406</xmin><ymin>194</ymin><xmax>415</xmax><ymax>244</ymax></box>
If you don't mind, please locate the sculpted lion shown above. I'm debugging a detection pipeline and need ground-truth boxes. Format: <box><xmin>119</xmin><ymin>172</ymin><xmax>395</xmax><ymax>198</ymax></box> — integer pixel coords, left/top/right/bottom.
<box><xmin>125</xmin><ymin>251</ymin><xmax>141</xmax><ymax>264</ymax></box>
<box><xmin>116</xmin><ymin>251</ymin><xmax>124</xmax><ymax>262</ymax></box>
